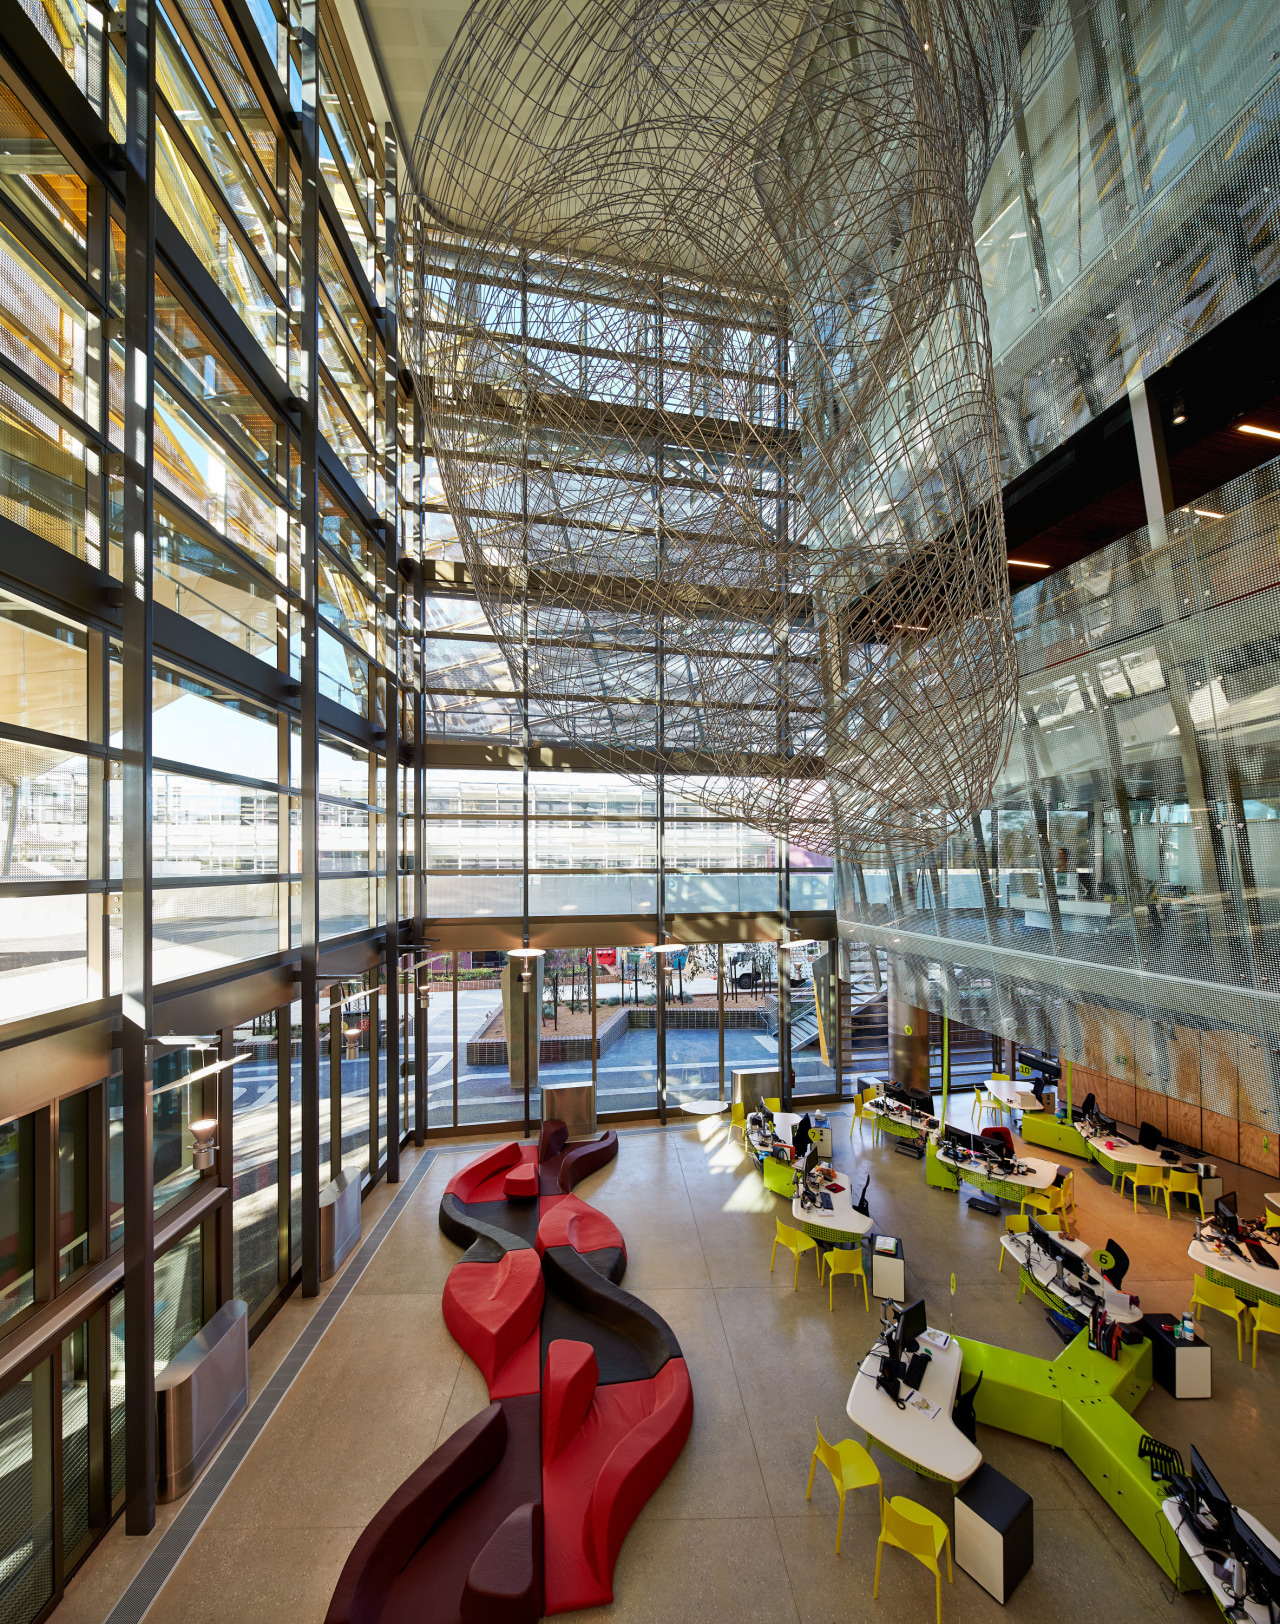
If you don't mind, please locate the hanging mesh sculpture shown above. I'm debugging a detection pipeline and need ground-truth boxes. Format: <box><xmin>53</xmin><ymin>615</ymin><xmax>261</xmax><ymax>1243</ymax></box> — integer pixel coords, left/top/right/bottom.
<box><xmin>407</xmin><ymin>1</ymin><xmax>1081</xmax><ymax>855</ymax></box>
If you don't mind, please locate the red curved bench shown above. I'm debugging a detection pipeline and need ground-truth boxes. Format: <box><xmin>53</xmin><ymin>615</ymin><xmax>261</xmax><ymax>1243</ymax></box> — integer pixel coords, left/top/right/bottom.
<box><xmin>536</xmin><ymin>1195</ymin><xmax>625</xmax><ymax>1260</ymax></box>
<box><xmin>445</xmin><ymin>1142</ymin><xmax>522</xmax><ymax>1204</ymax></box>
<box><xmin>542</xmin><ymin>1358</ymin><xmax>693</xmax><ymax>1613</ymax></box>
<box><xmin>442</xmin><ymin>1249</ymin><xmax>545</xmax><ymax>1389</ymax></box>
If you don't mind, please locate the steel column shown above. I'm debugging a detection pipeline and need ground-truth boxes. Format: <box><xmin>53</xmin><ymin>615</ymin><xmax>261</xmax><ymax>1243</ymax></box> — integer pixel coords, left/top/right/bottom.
<box><xmin>297</xmin><ymin>0</ymin><xmax>322</xmax><ymax>1295</ymax></box>
<box><xmin>383</xmin><ymin>121</ymin><xmax>400</xmax><ymax>1180</ymax></box>
<box><xmin>121</xmin><ymin>0</ymin><xmax>157</xmax><ymax>1535</ymax></box>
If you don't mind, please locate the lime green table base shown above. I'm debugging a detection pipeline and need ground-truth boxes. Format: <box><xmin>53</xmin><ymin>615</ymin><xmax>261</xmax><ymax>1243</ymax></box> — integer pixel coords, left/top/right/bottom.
<box><xmin>865</xmin><ymin>1431</ymin><xmax>961</xmax><ymax>1488</ymax></box>
<box><xmin>955</xmin><ymin>1331</ymin><xmax>1201</xmax><ymax>1592</ymax></box>
<box><xmin>795</xmin><ymin>1216</ymin><xmax>861</xmax><ymax>1247</ymax></box>
<box><xmin>1021</xmin><ymin>1114</ymin><xmax>1089</xmax><ymax>1159</ymax></box>
<box><xmin>1018</xmin><ymin>1264</ymin><xmax>1086</xmax><ymax>1323</ymax></box>
<box><xmin>760</xmin><ymin>1157</ymin><xmax>797</xmax><ymax>1199</ymax></box>
<box><xmin>1207</xmin><ymin>1263</ymin><xmax>1280</xmax><ymax>1311</ymax></box>
<box><xmin>926</xmin><ymin>1141</ymin><xmax>961</xmax><ymax>1192</ymax></box>
<box><xmin>1088</xmin><ymin>1144</ymin><xmax>1137</xmax><ymax>1189</ymax></box>
<box><xmin>873</xmin><ymin>1113</ymin><xmax>924</xmax><ymax>1143</ymax></box>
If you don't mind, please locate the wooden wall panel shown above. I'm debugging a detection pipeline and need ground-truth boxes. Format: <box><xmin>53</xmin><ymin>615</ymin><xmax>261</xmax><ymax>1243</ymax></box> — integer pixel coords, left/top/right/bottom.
<box><xmin>1239</xmin><ymin>1122</ymin><xmax>1280</xmax><ymax>1179</ymax></box>
<box><xmin>1135</xmin><ymin>1088</ymin><xmax>1168</xmax><ymax>1137</ymax></box>
<box><xmin>1166</xmin><ymin>1098</ymin><xmax>1203</xmax><ymax>1148</ymax></box>
<box><xmin>1199</xmin><ymin>1029</ymin><xmax>1239</xmax><ymax>1121</ymax></box>
<box><xmin>1109</xmin><ymin>1078</ymin><xmax>1137</xmax><ymax>1128</ymax></box>
<box><xmin>1172</xmin><ymin>1024</ymin><xmax>1202</xmax><ymax>1104</ymax></box>
<box><xmin>1235</xmin><ymin>1036</ymin><xmax>1270</xmax><ymax>1129</ymax></box>
<box><xmin>1201</xmin><ymin>1109</ymin><xmax>1240</xmax><ymax>1165</ymax></box>
<box><xmin>1078</xmin><ymin>1005</ymin><xmax>1108</xmax><ymax>1076</ymax></box>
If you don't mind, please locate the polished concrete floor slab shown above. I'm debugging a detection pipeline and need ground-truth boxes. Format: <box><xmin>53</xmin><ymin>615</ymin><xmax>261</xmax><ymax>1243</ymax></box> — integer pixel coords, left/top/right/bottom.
<box><xmin>64</xmin><ymin>1110</ymin><xmax>1277</xmax><ymax>1624</ymax></box>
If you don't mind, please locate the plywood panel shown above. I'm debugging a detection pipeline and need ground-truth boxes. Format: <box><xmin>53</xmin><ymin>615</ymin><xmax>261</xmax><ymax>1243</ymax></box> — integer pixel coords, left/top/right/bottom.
<box><xmin>1078</xmin><ymin>1004</ymin><xmax>1108</xmax><ymax>1076</ymax></box>
<box><xmin>1235</xmin><ymin>1036</ymin><xmax>1270</xmax><ymax>1129</ymax></box>
<box><xmin>1201</xmin><ymin>1109</ymin><xmax>1240</xmax><ymax>1166</ymax></box>
<box><xmin>1172</xmin><ymin>1025</ymin><xmax>1202</xmax><ymax>1104</ymax></box>
<box><xmin>1239</xmin><ymin>1122</ymin><xmax>1280</xmax><ymax>1179</ymax></box>
<box><xmin>1109</xmin><ymin>1078</ymin><xmax>1137</xmax><ymax>1128</ymax></box>
<box><xmin>1135</xmin><ymin>1088</ymin><xmax>1168</xmax><ymax>1138</ymax></box>
<box><xmin>1199</xmin><ymin>1029</ymin><xmax>1239</xmax><ymax>1121</ymax></box>
<box><xmin>1167</xmin><ymin>1098</ymin><xmax>1202</xmax><ymax>1149</ymax></box>
<box><xmin>1130</xmin><ymin>1015</ymin><xmax>1160</xmax><ymax>1090</ymax></box>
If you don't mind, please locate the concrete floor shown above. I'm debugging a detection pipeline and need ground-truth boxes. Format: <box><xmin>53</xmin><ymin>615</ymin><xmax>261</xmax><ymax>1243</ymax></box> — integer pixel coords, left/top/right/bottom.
<box><xmin>63</xmin><ymin>1109</ymin><xmax>1279</xmax><ymax>1624</ymax></box>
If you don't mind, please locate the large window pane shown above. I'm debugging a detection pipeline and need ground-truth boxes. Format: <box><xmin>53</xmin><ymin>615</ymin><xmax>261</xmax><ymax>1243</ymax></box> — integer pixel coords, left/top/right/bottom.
<box><xmin>232</xmin><ymin>1014</ymin><xmax>280</xmax><ymax>1315</ymax></box>
<box><xmin>0</xmin><ymin>1366</ymin><xmax>52</xmax><ymax>1623</ymax></box>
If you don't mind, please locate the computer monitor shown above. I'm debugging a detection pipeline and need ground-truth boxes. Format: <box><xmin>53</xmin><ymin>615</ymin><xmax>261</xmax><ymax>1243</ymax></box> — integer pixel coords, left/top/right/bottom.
<box><xmin>1215</xmin><ymin>1193</ymin><xmax>1240</xmax><ymax>1238</ymax></box>
<box><xmin>1060</xmin><ymin>1246</ymin><xmax>1088</xmax><ymax>1281</ymax></box>
<box><xmin>802</xmin><ymin>1145</ymin><xmax>820</xmax><ymax>1185</ymax></box>
<box><xmin>884</xmin><ymin>1085</ymin><xmax>915</xmax><ymax>1110</ymax></box>
<box><xmin>791</xmin><ymin>1113</ymin><xmax>811</xmax><ymax>1158</ymax></box>
<box><xmin>1191</xmin><ymin>1446</ymin><xmax>1233</xmax><ymax>1535</ymax></box>
<box><xmin>897</xmin><ymin>1297</ymin><xmax>927</xmax><ymax>1354</ymax></box>
<box><xmin>1230</xmin><ymin>1510</ymin><xmax>1280</xmax><ymax>1607</ymax></box>
<box><xmin>1095</xmin><ymin>1111</ymin><xmax>1117</xmax><ymax>1135</ymax></box>
<box><xmin>943</xmin><ymin>1124</ymin><xmax>979</xmax><ymax>1154</ymax></box>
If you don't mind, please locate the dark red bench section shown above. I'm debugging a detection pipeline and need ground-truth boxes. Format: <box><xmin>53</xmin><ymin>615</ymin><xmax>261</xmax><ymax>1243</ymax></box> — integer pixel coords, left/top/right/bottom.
<box><xmin>325</xmin><ymin>1398</ymin><xmax>543</xmax><ymax>1624</ymax></box>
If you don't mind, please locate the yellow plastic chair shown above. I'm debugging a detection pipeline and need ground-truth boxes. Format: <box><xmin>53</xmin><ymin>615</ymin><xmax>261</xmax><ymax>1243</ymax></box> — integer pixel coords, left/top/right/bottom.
<box><xmin>728</xmin><ymin>1102</ymin><xmax>748</xmax><ymax>1145</ymax></box>
<box><xmin>807</xmin><ymin>1421</ymin><xmax>882</xmax><ymax>1554</ymax></box>
<box><xmin>970</xmin><ymin>1085</ymin><xmax>989</xmax><ymax>1124</ymax></box>
<box><xmin>874</xmin><ymin>1496</ymin><xmax>953</xmax><ymax>1624</ymax></box>
<box><xmin>1265</xmin><ymin>1207</ymin><xmax>1280</xmax><ymax>1231</ymax></box>
<box><xmin>1161</xmin><ymin>1168</ymin><xmax>1204</xmax><ymax>1221</ymax></box>
<box><xmin>1021</xmin><ymin>1173</ymin><xmax>1074</xmax><ymax>1224</ymax></box>
<box><xmin>1190</xmin><ymin>1273</ymin><xmax>1249</xmax><ymax>1360</ymax></box>
<box><xmin>1000</xmin><ymin>1213</ymin><xmax>1061</xmax><ymax>1272</ymax></box>
<box><xmin>1122</xmin><ymin>1166</ymin><xmax>1169</xmax><ymax>1211</ymax></box>
<box><xmin>1251</xmin><ymin>1300</ymin><xmax>1280</xmax><ymax>1368</ymax></box>
<box><xmin>763</xmin><ymin>1096</ymin><xmax>782</xmax><ymax>1113</ymax></box>
<box><xmin>771</xmin><ymin>1218</ymin><xmax>820</xmax><ymax>1288</ymax></box>
<box><xmin>850</xmin><ymin>1091</ymin><xmax>867</xmax><ymax>1140</ymax></box>
<box><xmin>824</xmin><ymin>1246</ymin><xmax>869</xmax><ymax>1310</ymax></box>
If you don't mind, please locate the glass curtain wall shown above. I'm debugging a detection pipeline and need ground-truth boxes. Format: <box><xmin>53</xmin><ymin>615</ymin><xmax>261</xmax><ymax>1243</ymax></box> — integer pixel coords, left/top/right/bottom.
<box><xmin>976</xmin><ymin>0</ymin><xmax>1280</xmax><ymax>480</ymax></box>
<box><xmin>839</xmin><ymin>452</ymin><xmax>1280</xmax><ymax>1174</ymax></box>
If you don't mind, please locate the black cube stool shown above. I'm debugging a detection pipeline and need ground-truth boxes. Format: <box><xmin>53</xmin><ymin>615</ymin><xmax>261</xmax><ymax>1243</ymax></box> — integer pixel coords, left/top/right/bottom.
<box><xmin>954</xmin><ymin>1463</ymin><xmax>1033</xmax><ymax>1603</ymax></box>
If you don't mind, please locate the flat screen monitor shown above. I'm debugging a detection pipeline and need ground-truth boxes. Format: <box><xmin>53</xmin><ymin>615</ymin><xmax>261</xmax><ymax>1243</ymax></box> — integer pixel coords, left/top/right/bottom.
<box><xmin>943</xmin><ymin>1124</ymin><xmax>979</xmax><ymax>1154</ymax></box>
<box><xmin>897</xmin><ymin>1297</ymin><xmax>927</xmax><ymax>1354</ymax></box>
<box><xmin>1095</xmin><ymin>1112</ymin><xmax>1117</xmax><ymax>1135</ymax></box>
<box><xmin>802</xmin><ymin>1145</ymin><xmax>820</xmax><ymax>1184</ymax></box>
<box><xmin>1215</xmin><ymin>1194</ymin><xmax>1240</xmax><ymax>1238</ymax></box>
<box><xmin>1029</xmin><ymin>1217</ymin><xmax>1066</xmax><ymax>1267</ymax></box>
<box><xmin>1060</xmin><ymin>1246</ymin><xmax>1088</xmax><ymax>1281</ymax></box>
<box><xmin>1230</xmin><ymin>1511</ymin><xmax>1280</xmax><ymax>1605</ymax></box>
<box><xmin>884</xmin><ymin>1086</ymin><xmax>916</xmax><ymax>1110</ymax></box>
<box><xmin>1191</xmin><ymin>1446</ymin><xmax>1233</xmax><ymax>1534</ymax></box>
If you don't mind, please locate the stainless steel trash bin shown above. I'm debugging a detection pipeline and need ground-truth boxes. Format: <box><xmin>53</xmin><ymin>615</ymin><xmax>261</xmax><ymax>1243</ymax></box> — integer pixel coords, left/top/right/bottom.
<box><xmin>156</xmin><ymin>1299</ymin><xmax>249</xmax><ymax>1502</ymax></box>
<box><xmin>320</xmin><ymin>1166</ymin><xmax>362</xmax><ymax>1280</ymax></box>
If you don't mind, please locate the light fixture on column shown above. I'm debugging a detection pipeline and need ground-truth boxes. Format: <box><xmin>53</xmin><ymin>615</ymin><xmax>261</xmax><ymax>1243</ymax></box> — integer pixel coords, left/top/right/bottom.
<box><xmin>1170</xmin><ymin>393</ymin><xmax>1187</xmax><ymax>425</ymax></box>
<box><xmin>190</xmin><ymin>1118</ymin><xmax>218</xmax><ymax>1170</ymax></box>
<box><xmin>509</xmin><ymin>947</ymin><xmax>544</xmax><ymax>986</ymax></box>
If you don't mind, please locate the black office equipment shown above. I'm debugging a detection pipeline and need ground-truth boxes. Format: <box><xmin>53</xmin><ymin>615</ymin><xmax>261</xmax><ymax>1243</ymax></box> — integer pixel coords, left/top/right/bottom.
<box><xmin>1216</xmin><ymin>1192</ymin><xmax>1241</xmax><ymax>1238</ymax></box>
<box><xmin>792</xmin><ymin>1113</ymin><xmax>812</xmax><ymax>1159</ymax></box>
<box><xmin>897</xmin><ymin>1297</ymin><xmax>927</xmax><ymax>1353</ymax></box>
<box><xmin>953</xmin><ymin>1369</ymin><xmax>982</xmax><ymax>1445</ymax></box>
<box><xmin>802</xmin><ymin>1145</ymin><xmax>820</xmax><ymax>1188</ymax></box>
<box><xmin>955</xmin><ymin>1460</ymin><xmax>1033</xmax><ymax>1603</ymax></box>
<box><xmin>1138</xmin><ymin>1120</ymin><xmax>1161</xmax><ymax>1151</ymax></box>
<box><xmin>1138</xmin><ymin>1434</ymin><xmax>1185</xmax><ymax>1490</ymax></box>
<box><xmin>1229</xmin><ymin>1510</ymin><xmax>1280</xmax><ymax>1608</ymax></box>
<box><xmin>1246</xmin><ymin>1240</ymin><xmax>1279</xmax><ymax>1270</ymax></box>
<box><xmin>944</xmin><ymin>1124</ymin><xmax>981</xmax><ymax>1155</ymax></box>
<box><xmin>853</xmin><ymin>1175</ymin><xmax>871</xmax><ymax>1216</ymax></box>
<box><xmin>1191</xmin><ymin>1446</ymin><xmax>1234</xmax><ymax>1537</ymax></box>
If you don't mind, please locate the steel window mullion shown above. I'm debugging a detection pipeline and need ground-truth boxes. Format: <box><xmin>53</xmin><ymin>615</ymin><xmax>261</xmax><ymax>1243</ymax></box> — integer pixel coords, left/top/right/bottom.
<box><xmin>297</xmin><ymin>0</ymin><xmax>322</xmax><ymax>1298</ymax></box>
<box><xmin>120</xmin><ymin>0</ymin><xmax>156</xmax><ymax>1538</ymax></box>
<box><xmin>382</xmin><ymin>121</ymin><xmax>400</xmax><ymax>1179</ymax></box>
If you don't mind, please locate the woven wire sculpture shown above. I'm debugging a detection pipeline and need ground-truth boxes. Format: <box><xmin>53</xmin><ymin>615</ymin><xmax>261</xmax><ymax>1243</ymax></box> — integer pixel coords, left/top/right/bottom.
<box><xmin>407</xmin><ymin>1</ymin><xmax>1080</xmax><ymax>855</ymax></box>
